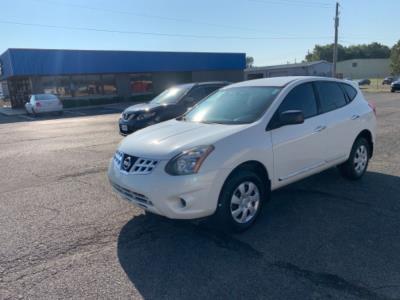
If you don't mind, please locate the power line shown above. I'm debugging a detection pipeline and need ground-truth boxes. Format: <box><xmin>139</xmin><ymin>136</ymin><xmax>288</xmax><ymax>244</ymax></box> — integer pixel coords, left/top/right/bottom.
<box><xmin>0</xmin><ymin>20</ymin><xmax>336</xmax><ymax>41</ymax></box>
<box><xmin>245</xmin><ymin>0</ymin><xmax>333</xmax><ymax>8</ymax></box>
<box><xmin>30</xmin><ymin>0</ymin><xmax>326</xmax><ymax>36</ymax></box>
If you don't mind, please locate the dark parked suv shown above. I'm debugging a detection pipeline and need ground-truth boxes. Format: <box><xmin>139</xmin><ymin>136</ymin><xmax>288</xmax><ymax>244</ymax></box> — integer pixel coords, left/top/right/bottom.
<box><xmin>391</xmin><ymin>79</ymin><xmax>400</xmax><ymax>93</ymax></box>
<box><xmin>119</xmin><ymin>82</ymin><xmax>228</xmax><ymax>135</ymax></box>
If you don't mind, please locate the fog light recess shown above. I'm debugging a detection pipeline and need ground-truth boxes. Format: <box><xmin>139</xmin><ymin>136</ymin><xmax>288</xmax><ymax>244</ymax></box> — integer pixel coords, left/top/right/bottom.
<box><xmin>180</xmin><ymin>198</ymin><xmax>187</xmax><ymax>208</ymax></box>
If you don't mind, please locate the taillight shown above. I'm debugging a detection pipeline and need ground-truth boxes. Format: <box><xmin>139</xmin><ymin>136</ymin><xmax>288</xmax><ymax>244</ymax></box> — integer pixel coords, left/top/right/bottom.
<box><xmin>35</xmin><ymin>102</ymin><xmax>41</xmax><ymax>107</ymax></box>
<box><xmin>368</xmin><ymin>101</ymin><xmax>376</xmax><ymax>116</ymax></box>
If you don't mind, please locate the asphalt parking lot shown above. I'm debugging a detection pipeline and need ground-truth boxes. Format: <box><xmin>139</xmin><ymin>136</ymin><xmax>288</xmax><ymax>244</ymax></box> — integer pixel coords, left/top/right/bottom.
<box><xmin>1</xmin><ymin>92</ymin><xmax>400</xmax><ymax>300</ymax></box>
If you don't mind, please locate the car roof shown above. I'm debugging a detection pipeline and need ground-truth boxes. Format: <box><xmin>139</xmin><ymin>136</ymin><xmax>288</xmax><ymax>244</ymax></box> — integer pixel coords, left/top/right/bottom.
<box><xmin>33</xmin><ymin>93</ymin><xmax>57</xmax><ymax>97</ymax></box>
<box><xmin>227</xmin><ymin>76</ymin><xmax>340</xmax><ymax>88</ymax></box>
<box><xmin>174</xmin><ymin>81</ymin><xmax>229</xmax><ymax>89</ymax></box>
<box><xmin>195</xmin><ymin>81</ymin><xmax>230</xmax><ymax>86</ymax></box>
<box><xmin>174</xmin><ymin>83</ymin><xmax>196</xmax><ymax>89</ymax></box>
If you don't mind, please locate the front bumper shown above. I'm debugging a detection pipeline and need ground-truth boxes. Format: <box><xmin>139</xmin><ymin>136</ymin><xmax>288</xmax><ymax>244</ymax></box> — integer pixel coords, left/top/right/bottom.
<box><xmin>107</xmin><ymin>159</ymin><xmax>229</xmax><ymax>219</ymax></box>
<box><xmin>119</xmin><ymin>118</ymin><xmax>147</xmax><ymax>135</ymax></box>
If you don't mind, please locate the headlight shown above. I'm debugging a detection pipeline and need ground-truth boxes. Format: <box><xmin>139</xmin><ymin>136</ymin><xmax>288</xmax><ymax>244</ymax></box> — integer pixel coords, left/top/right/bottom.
<box><xmin>137</xmin><ymin>111</ymin><xmax>156</xmax><ymax>120</ymax></box>
<box><xmin>165</xmin><ymin>145</ymin><xmax>214</xmax><ymax>176</ymax></box>
<box><xmin>120</xmin><ymin>111</ymin><xmax>135</xmax><ymax>120</ymax></box>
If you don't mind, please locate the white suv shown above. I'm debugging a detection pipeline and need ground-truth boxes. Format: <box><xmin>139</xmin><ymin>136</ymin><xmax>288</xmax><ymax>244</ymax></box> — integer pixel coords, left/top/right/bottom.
<box><xmin>108</xmin><ymin>76</ymin><xmax>376</xmax><ymax>232</ymax></box>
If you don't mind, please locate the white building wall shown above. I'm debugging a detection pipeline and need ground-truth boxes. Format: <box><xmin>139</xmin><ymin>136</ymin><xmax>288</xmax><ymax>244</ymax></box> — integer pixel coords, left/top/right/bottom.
<box><xmin>337</xmin><ymin>58</ymin><xmax>391</xmax><ymax>79</ymax></box>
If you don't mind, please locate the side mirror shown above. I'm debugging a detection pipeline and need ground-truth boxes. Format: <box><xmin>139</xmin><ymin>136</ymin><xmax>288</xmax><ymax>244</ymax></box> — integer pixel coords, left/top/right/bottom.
<box><xmin>279</xmin><ymin>110</ymin><xmax>304</xmax><ymax>126</ymax></box>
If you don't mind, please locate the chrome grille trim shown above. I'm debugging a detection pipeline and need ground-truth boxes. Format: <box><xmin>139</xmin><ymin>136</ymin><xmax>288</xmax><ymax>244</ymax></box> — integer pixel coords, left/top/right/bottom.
<box><xmin>131</xmin><ymin>158</ymin><xmax>158</xmax><ymax>175</ymax></box>
<box><xmin>111</xmin><ymin>181</ymin><xmax>153</xmax><ymax>206</ymax></box>
<box><xmin>113</xmin><ymin>150</ymin><xmax>123</xmax><ymax>167</ymax></box>
<box><xmin>113</xmin><ymin>150</ymin><xmax>158</xmax><ymax>175</ymax></box>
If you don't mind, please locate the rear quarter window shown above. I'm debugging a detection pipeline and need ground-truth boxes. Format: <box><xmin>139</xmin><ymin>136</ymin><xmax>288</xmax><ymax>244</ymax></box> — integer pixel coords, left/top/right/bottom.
<box><xmin>340</xmin><ymin>83</ymin><xmax>358</xmax><ymax>102</ymax></box>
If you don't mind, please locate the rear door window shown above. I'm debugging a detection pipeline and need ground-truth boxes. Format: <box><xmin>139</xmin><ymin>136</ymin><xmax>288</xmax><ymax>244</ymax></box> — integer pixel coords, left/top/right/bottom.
<box><xmin>315</xmin><ymin>82</ymin><xmax>347</xmax><ymax>113</ymax></box>
<box><xmin>278</xmin><ymin>83</ymin><xmax>318</xmax><ymax>119</ymax></box>
<box><xmin>186</xmin><ymin>87</ymin><xmax>207</xmax><ymax>102</ymax></box>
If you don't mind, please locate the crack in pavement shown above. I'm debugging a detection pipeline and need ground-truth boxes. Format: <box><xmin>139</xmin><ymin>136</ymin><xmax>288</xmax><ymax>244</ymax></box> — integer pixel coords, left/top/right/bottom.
<box><xmin>119</xmin><ymin>218</ymin><xmax>396</xmax><ymax>300</ymax></box>
<box><xmin>1</xmin><ymin>209</ymin><xmax>396</xmax><ymax>300</ymax></box>
<box><xmin>289</xmin><ymin>188</ymin><xmax>400</xmax><ymax>219</ymax></box>
<box><xmin>0</xmin><ymin>224</ymin><xmax>119</xmax><ymax>283</ymax></box>
<box><xmin>56</xmin><ymin>166</ymin><xmax>108</xmax><ymax>181</ymax></box>
<box><xmin>271</xmin><ymin>261</ymin><xmax>395</xmax><ymax>300</ymax></box>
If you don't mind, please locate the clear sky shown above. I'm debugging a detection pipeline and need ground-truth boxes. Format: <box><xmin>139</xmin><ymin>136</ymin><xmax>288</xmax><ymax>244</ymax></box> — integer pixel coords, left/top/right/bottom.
<box><xmin>1</xmin><ymin>0</ymin><xmax>399</xmax><ymax>66</ymax></box>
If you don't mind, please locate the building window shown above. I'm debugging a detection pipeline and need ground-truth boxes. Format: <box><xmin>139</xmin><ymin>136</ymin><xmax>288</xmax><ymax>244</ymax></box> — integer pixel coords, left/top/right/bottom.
<box><xmin>41</xmin><ymin>75</ymin><xmax>118</xmax><ymax>97</ymax></box>
<box><xmin>71</xmin><ymin>75</ymin><xmax>103</xmax><ymax>97</ymax></box>
<box><xmin>41</xmin><ymin>76</ymin><xmax>72</xmax><ymax>97</ymax></box>
<box><xmin>352</xmin><ymin>62</ymin><xmax>358</xmax><ymax>68</ymax></box>
<box><xmin>130</xmin><ymin>74</ymin><xmax>153</xmax><ymax>94</ymax></box>
<box><xmin>102</xmin><ymin>75</ymin><xmax>117</xmax><ymax>95</ymax></box>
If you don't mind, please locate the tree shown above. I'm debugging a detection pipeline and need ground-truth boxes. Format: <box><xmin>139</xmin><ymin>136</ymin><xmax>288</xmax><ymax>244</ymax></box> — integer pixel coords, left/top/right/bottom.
<box><xmin>391</xmin><ymin>40</ymin><xmax>400</xmax><ymax>75</ymax></box>
<box><xmin>306</xmin><ymin>42</ymin><xmax>391</xmax><ymax>62</ymax></box>
<box><xmin>246</xmin><ymin>56</ymin><xmax>254</xmax><ymax>68</ymax></box>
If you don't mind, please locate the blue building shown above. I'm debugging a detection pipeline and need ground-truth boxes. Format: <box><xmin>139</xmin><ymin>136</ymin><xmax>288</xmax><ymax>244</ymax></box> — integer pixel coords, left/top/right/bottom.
<box><xmin>0</xmin><ymin>48</ymin><xmax>246</xmax><ymax>108</ymax></box>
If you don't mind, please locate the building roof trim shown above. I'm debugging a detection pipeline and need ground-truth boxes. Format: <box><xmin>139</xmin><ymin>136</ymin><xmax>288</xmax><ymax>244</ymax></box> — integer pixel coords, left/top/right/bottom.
<box><xmin>0</xmin><ymin>48</ymin><xmax>246</xmax><ymax>79</ymax></box>
<box><xmin>245</xmin><ymin>60</ymin><xmax>331</xmax><ymax>72</ymax></box>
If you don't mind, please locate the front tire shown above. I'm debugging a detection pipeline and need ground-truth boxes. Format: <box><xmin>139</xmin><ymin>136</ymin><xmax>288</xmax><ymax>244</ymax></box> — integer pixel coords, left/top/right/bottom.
<box><xmin>339</xmin><ymin>137</ymin><xmax>370</xmax><ymax>180</ymax></box>
<box><xmin>213</xmin><ymin>170</ymin><xmax>268</xmax><ymax>232</ymax></box>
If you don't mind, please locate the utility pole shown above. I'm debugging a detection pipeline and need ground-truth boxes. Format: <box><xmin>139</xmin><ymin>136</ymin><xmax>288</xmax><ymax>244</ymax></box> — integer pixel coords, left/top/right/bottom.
<box><xmin>332</xmin><ymin>1</ymin><xmax>340</xmax><ymax>78</ymax></box>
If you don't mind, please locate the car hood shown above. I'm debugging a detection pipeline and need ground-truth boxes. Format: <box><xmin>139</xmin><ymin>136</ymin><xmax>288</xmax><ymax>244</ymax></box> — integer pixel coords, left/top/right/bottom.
<box><xmin>118</xmin><ymin>119</ymin><xmax>249</xmax><ymax>159</ymax></box>
<box><xmin>124</xmin><ymin>102</ymin><xmax>169</xmax><ymax>113</ymax></box>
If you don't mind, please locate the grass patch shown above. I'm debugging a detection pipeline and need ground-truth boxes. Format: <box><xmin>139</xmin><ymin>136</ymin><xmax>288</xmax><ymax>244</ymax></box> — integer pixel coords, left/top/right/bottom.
<box><xmin>358</xmin><ymin>78</ymin><xmax>391</xmax><ymax>93</ymax></box>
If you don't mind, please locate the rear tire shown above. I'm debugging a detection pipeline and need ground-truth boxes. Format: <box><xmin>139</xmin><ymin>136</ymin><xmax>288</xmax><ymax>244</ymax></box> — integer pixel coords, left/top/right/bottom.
<box><xmin>212</xmin><ymin>169</ymin><xmax>269</xmax><ymax>232</ymax></box>
<box><xmin>339</xmin><ymin>137</ymin><xmax>370</xmax><ymax>180</ymax></box>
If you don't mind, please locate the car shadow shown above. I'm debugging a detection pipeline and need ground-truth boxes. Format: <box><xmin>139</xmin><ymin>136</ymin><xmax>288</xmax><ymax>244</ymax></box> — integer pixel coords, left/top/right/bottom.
<box><xmin>117</xmin><ymin>169</ymin><xmax>400</xmax><ymax>299</ymax></box>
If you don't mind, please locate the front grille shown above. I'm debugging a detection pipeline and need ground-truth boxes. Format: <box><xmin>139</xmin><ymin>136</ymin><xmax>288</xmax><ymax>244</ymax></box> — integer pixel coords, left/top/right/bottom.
<box><xmin>130</xmin><ymin>158</ymin><xmax>158</xmax><ymax>174</ymax></box>
<box><xmin>113</xmin><ymin>150</ymin><xmax>158</xmax><ymax>175</ymax></box>
<box><xmin>111</xmin><ymin>181</ymin><xmax>153</xmax><ymax>206</ymax></box>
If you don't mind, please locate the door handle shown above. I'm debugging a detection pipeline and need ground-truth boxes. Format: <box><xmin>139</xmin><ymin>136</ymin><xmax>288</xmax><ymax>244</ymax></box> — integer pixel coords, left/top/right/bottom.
<box><xmin>351</xmin><ymin>114</ymin><xmax>360</xmax><ymax>120</ymax></box>
<box><xmin>314</xmin><ymin>125</ymin><xmax>327</xmax><ymax>133</ymax></box>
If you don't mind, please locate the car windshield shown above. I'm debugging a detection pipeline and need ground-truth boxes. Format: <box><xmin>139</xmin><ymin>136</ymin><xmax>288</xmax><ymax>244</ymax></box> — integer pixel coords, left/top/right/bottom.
<box><xmin>182</xmin><ymin>86</ymin><xmax>281</xmax><ymax>124</ymax></box>
<box><xmin>150</xmin><ymin>86</ymin><xmax>191</xmax><ymax>105</ymax></box>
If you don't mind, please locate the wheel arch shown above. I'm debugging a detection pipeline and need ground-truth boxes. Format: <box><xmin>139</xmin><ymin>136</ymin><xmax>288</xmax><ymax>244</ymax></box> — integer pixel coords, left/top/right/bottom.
<box><xmin>355</xmin><ymin>129</ymin><xmax>374</xmax><ymax>158</ymax></box>
<box><xmin>220</xmin><ymin>160</ymin><xmax>271</xmax><ymax>195</ymax></box>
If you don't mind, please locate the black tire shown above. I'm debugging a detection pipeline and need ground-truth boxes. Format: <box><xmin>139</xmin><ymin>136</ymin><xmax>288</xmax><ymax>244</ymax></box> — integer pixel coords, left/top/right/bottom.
<box><xmin>391</xmin><ymin>89</ymin><xmax>395</xmax><ymax>93</ymax></box>
<box><xmin>212</xmin><ymin>169</ymin><xmax>269</xmax><ymax>233</ymax></box>
<box><xmin>338</xmin><ymin>137</ymin><xmax>370</xmax><ymax>180</ymax></box>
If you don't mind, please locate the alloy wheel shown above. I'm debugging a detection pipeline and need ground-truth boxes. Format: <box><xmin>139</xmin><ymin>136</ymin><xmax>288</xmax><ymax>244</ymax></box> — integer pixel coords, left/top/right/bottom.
<box><xmin>230</xmin><ymin>181</ymin><xmax>260</xmax><ymax>224</ymax></box>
